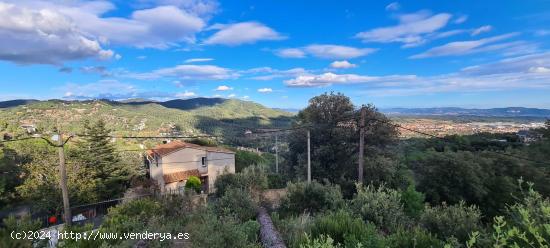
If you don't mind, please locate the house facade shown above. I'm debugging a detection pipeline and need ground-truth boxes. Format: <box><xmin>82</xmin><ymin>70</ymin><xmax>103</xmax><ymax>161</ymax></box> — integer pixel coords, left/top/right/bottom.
<box><xmin>146</xmin><ymin>140</ymin><xmax>235</xmax><ymax>193</ymax></box>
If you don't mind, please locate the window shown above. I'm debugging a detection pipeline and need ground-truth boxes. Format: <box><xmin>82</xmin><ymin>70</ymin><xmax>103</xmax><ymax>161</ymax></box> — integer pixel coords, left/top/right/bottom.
<box><xmin>201</xmin><ymin>156</ymin><xmax>207</xmax><ymax>167</ymax></box>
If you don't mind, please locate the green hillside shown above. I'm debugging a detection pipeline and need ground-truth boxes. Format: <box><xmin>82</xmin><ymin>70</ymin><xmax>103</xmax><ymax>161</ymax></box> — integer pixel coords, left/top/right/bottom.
<box><xmin>0</xmin><ymin>98</ymin><xmax>294</xmax><ymax>143</ymax></box>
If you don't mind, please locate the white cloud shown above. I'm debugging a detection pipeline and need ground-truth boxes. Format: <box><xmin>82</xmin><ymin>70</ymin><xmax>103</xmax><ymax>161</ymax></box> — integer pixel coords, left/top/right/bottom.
<box><xmin>227</xmin><ymin>93</ymin><xmax>236</xmax><ymax>98</ymax></box>
<box><xmin>128</xmin><ymin>64</ymin><xmax>238</xmax><ymax>80</ymax></box>
<box><xmin>242</xmin><ymin>95</ymin><xmax>250</xmax><ymax>100</ymax></box>
<box><xmin>410</xmin><ymin>33</ymin><xmax>519</xmax><ymax>59</ymax></box>
<box><xmin>283</xmin><ymin>52</ymin><xmax>550</xmax><ymax>96</ymax></box>
<box><xmin>471</xmin><ymin>25</ymin><xmax>492</xmax><ymax>36</ymax></box>
<box><xmin>204</xmin><ymin>22</ymin><xmax>285</xmax><ymax>46</ymax></box>
<box><xmin>275</xmin><ymin>48</ymin><xmax>306</xmax><ymax>58</ymax></box>
<box><xmin>529</xmin><ymin>66</ymin><xmax>550</xmax><ymax>73</ymax></box>
<box><xmin>0</xmin><ymin>2</ymin><xmax>115</xmax><ymax>64</ymax></box>
<box><xmin>185</xmin><ymin>58</ymin><xmax>214</xmax><ymax>63</ymax></box>
<box><xmin>6</xmin><ymin>0</ymin><xmax>213</xmax><ymax>49</ymax></box>
<box><xmin>137</xmin><ymin>55</ymin><xmax>147</xmax><ymax>60</ymax></box>
<box><xmin>385</xmin><ymin>2</ymin><xmax>400</xmax><ymax>11</ymax></box>
<box><xmin>245</xmin><ymin>67</ymin><xmax>307</xmax><ymax>80</ymax></box>
<box><xmin>330</xmin><ymin>60</ymin><xmax>357</xmax><ymax>69</ymax></box>
<box><xmin>257</xmin><ymin>88</ymin><xmax>273</xmax><ymax>93</ymax></box>
<box><xmin>60</xmin><ymin>80</ymin><xmax>136</xmax><ymax>99</ymax></box>
<box><xmin>355</xmin><ymin>11</ymin><xmax>452</xmax><ymax>47</ymax></box>
<box><xmin>176</xmin><ymin>91</ymin><xmax>196</xmax><ymax>98</ymax></box>
<box><xmin>304</xmin><ymin>44</ymin><xmax>376</xmax><ymax>59</ymax></box>
<box><xmin>215</xmin><ymin>85</ymin><xmax>232</xmax><ymax>91</ymax></box>
<box><xmin>461</xmin><ymin>52</ymin><xmax>550</xmax><ymax>75</ymax></box>
<box><xmin>454</xmin><ymin>15</ymin><xmax>468</xmax><ymax>24</ymax></box>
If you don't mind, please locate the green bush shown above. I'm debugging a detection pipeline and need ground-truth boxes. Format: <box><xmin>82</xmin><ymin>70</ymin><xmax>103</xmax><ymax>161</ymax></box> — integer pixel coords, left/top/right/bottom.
<box><xmin>279</xmin><ymin>181</ymin><xmax>344</xmax><ymax>217</ymax></box>
<box><xmin>350</xmin><ymin>184</ymin><xmax>409</xmax><ymax>233</ymax></box>
<box><xmin>185</xmin><ymin>176</ymin><xmax>201</xmax><ymax>193</ymax></box>
<box><xmin>466</xmin><ymin>181</ymin><xmax>550</xmax><ymax>247</ymax></box>
<box><xmin>0</xmin><ymin>215</ymin><xmax>43</xmax><ymax>248</ymax></box>
<box><xmin>385</xmin><ymin>227</ymin><xmax>445</xmax><ymax>248</ymax></box>
<box><xmin>401</xmin><ymin>184</ymin><xmax>425</xmax><ymax>218</ymax></box>
<box><xmin>267</xmin><ymin>173</ymin><xmax>287</xmax><ymax>189</ymax></box>
<box><xmin>271</xmin><ymin>212</ymin><xmax>313</xmax><ymax>248</ymax></box>
<box><xmin>419</xmin><ymin>201</ymin><xmax>481</xmax><ymax>243</ymax></box>
<box><xmin>99</xmin><ymin>199</ymin><xmax>161</xmax><ymax>245</ymax></box>
<box><xmin>308</xmin><ymin>210</ymin><xmax>384</xmax><ymax>248</ymax></box>
<box><xmin>186</xmin><ymin>210</ymin><xmax>261</xmax><ymax>248</ymax></box>
<box><xmin>216</xmin><ymin>188</ymin><xmax>258</xmax><ymax>222</ymax></box>
<box><xmin>214</xmin><ymin>165</ymin><xmax>268</xmax><ymax>197</ymax></box>
<box><xmin>300</xmin><ymin>234</ymin><xmax>340</xmax><ymax>248</ymax></box>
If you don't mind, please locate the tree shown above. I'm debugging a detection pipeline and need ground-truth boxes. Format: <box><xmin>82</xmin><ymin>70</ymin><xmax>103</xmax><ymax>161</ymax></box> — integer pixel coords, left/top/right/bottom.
<box><xmin>286</xmin><ymin>92</ymin><xmax>398</xmax><ymax>183</ymax></box>
<box><xmin>73</xmin><ymin>120</ymin><xmax>132</xmax><ymax>199</ymax></box>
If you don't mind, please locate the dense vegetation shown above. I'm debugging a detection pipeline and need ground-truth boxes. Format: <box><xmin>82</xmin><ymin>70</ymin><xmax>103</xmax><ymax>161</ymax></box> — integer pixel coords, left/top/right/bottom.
<box><xmin>1</xmin><ymin>93</ymin><xmax>549</xmax><ymax>247</ymax></box>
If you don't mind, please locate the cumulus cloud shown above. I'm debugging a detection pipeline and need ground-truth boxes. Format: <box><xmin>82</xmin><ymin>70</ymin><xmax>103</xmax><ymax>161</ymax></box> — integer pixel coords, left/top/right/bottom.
<box><xmin>185</xmin><ymin>58</ymin><xmax>214</xmax><ymax>63</ymax></box>
<box><xmin>0</xmin><ymin>2</ymin><xmax>115</xmax><ymax>64</ymax></box>
<box><xmin>6</xmin><ymin>0</ymin><xmax>213</xmax><ymax>50</ymax></box>
<box><xmin>257</xmin><ymin>88</ymin><xmax>273</xmax><ymax>93</ymax></box>
<box><xmin>215</xmin><ymin>85</ymin><xmax>232</xmax><ymax>91</ymax></box>
<box><xmin>128</xmin><ymin>64</ymin><xmax>238</xmax><ymax>80</ymax></box>
<box><xmin>283</xmin><ymin>52</ymin><xmax>550</xmax><ymax>96</ymax></box>
<box><xmin>275</xmin><ymin>48</ymin><xmax>306</xmax><ymax>58</ymax></box>
<box><xmin>330</xmin><ymin>60</ymin><xmax>357</xmax><ymax>69</ymax></box>
<box><xmin>355</xmin><ymin>10</ymin><xmax>452</xmax><ymax>47</ymax></box>
<box><xmin>227</xmin><ymin>93</ymin><xmax>236</xmax><ymax>98</ymax></box>
<box><xmin>410</xmin><ymin>33</ymin><xmax>519</xmax><ymax>59</ymax></box>
<box><xmin>471</xmin><ymin>25</ymin><xmax>492</xmax><ymax>36</ymax></box>
<box><xmin>204</xmin><ymin>22</ymin><xmax>285</xmax><ymax>46</ymax></box>
<box><xmin>385</xmin><ymin>2</ymin><xmax>400</xmax><ymax>11</ymax></box>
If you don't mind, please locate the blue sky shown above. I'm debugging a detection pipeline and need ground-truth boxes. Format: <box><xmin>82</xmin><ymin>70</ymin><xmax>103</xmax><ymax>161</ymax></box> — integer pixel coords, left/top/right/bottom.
<box><xmin>1</xmin><ymin>0</ymin><xmax>550</xmax><ymax>109</ymax></box>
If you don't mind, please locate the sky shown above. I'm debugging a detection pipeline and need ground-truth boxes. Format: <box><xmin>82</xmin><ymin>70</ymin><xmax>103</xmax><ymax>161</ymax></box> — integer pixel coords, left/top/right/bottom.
<box><xmin>0</xmin><ymin>0</ymin><xmax>550</xmax><ymax>109</ymax></box>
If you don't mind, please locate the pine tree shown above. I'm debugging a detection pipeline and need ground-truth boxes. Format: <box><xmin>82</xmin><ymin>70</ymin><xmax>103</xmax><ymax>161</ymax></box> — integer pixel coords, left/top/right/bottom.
<box><xmin>76</xmin><ymin>120</ymin><xmax>126</xmax><ymax>199</ymax></box>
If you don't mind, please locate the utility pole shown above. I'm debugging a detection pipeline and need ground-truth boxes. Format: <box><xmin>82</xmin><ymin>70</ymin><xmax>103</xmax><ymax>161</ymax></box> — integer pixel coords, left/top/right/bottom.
<box><xmin>358</xmin><ymin>106</ymin><xmax>366</xmax><ymax>184</ymax></box>
<box><xmin>307</xmin><ymin>130</ymin><xmax>311</xmax><ymax>183</ymax></box>
<box><xmin>57</xmin><ymin>133</ymin><xmax>71</xmax><ymax>226</ymax></box>
<box><xmin>275</xmin><ymin>134</ymin><xmax>279</xmax><ymax>174</ymax></box>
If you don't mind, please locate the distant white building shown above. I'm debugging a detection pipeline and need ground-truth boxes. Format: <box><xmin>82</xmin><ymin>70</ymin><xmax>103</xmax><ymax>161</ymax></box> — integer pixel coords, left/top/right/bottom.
<box><xmin>145</xmin><ymin>141</ymin><xmax>235</xmax><ymax>193</ymax></box>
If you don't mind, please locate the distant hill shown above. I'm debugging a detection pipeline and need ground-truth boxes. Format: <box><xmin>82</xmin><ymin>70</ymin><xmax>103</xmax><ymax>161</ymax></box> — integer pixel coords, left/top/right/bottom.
<box><xmin>382</xmin><ymin>107</ymin><xmax>550</xmax><ymax>118</ymax></box>
<box><xmin>0</xmin><ymin>98</ymin><xmax>293</xmax><ymax>142</ymax></box>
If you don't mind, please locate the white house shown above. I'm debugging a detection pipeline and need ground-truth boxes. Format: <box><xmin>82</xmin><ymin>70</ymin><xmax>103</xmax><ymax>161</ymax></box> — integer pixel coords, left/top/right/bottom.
<box><xmin>146</xmin><ymin>140</ymin><xmax>235</xmax><ymax>193</ymax></box>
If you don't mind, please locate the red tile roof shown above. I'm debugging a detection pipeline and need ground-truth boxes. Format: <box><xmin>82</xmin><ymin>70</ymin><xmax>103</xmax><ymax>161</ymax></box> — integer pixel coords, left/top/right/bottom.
<box><xmin>163</xmin><ymin>169</ymin><xmax>200</xmax><ymax>184</ymax></box>
<box><xmin>147</xmin><ymin>140</ymin><xmax>235</xmax><ymax>157</ymax></box>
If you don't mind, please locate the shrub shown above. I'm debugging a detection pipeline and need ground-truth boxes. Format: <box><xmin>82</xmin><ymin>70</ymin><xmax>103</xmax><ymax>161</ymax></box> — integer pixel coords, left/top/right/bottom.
<box><xmin>214</xmin><ymin>165</ymin><xmax>268</xmax><ymax>197</ymax></box>
<box><xmin>186</xmin><ymin>210</ymin><xmax>261</xmax><ymax>248</ymax></box>
<box><xmin>0</xmin><ymin>215</ymin><xmax>43</xmax><ymax>248</ymax></box>
<box><xmin>385</xmin><ymin>227</ymin><xmax>445</xmax><ymax>248</ymax></box>
<box><xmin>308</xmin><ymin>210</ymin><xmax>384</xmax><ymax>248</ymax></box>
<box><xmin>401</xmin><ymin>184</ymin><xmax>425</xmax><ymax>218</ymax></box>
<box><xmin>279</xmin><ymin>181</ymin><xmax>344</xmax><ymax>217</ymax></box>
<box><xmin>215</xmin><ymin>188</ymin><xmax>258</xmax><ymax>222</ymax></box>
<box><xmin>419</xmin><ymin>201</ymin><xmax>481</xmax><ymax>243</ymax></box>
<box><xmin>185</xmin><ymin>176</ymin><xmax>201</xmax><ymax>193</ymax></box>
<box><xmin>99</xmin><ymin>199</ymin><xmax>161</xmax><ymax>245</ymax></box>
<box><xmin>466</xmin><ymin>181</ymin><xmax>550</xmax><ymax>247</ymax></box>
<box><xmin>300</xmin><ymin>234</ymin><xmax>340</xmax><ymax>248</ymax></box>
<box><xmin>267</xmin><ymin>173</ymin><xmax>287</xmax><ymax>189</ymax></box>
<box><xmin>350</xmin><ymin>184</ymin><xmax>409</xmax><ymax>233</ymax></box>
<box><xmin>271</xmin><ymin>212</ymin><xmax>312</xmax><ymax>248</ymax></box>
